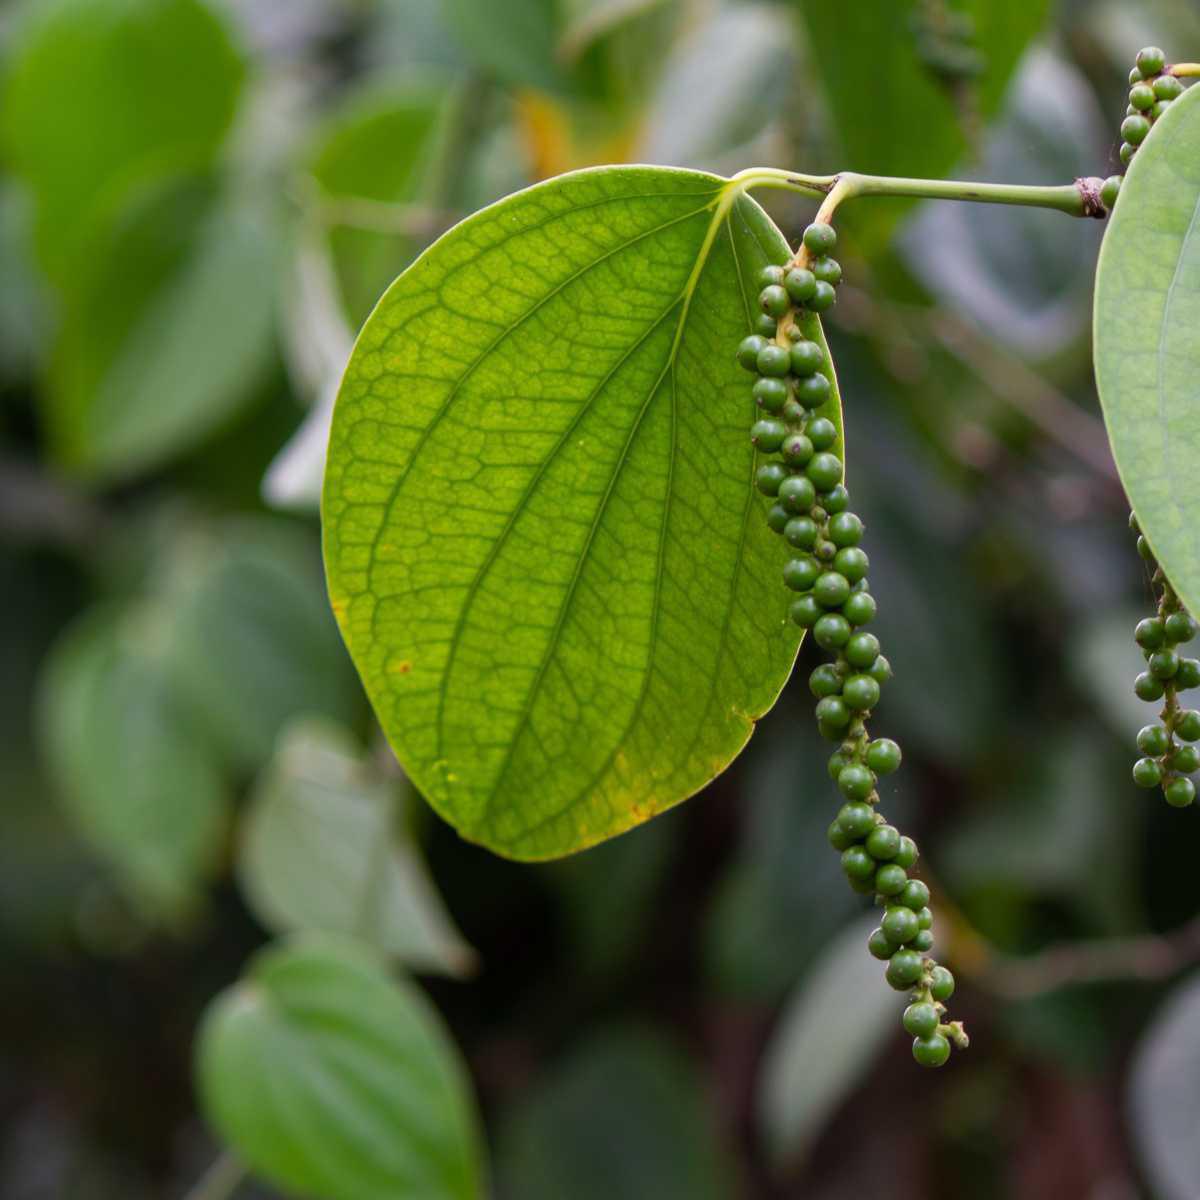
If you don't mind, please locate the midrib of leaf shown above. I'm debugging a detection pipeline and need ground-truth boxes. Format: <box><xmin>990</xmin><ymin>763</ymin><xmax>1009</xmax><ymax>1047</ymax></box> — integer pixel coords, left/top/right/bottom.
<box><xmin>362</xmin><ymin>193</ymin><xmax>720</xmax><ymax>639</ymax></box>
<box><xmin>451</xmin><ymin>180</ymin><xmax>757</xmax><ymax>822</ymax></box>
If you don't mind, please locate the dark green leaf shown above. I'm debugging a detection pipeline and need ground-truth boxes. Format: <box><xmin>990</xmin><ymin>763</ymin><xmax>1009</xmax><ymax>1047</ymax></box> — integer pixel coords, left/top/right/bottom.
<box><xmin>196</xmin><ymin>937</ymin><xmax>484</xmax><ymax>1200</ymax></box>
<box><xmin>496</xmin><ymin>1026</ymin><xmax>736</xmax><ymax>1200</ymax></box>
<box><xmin>324</xmin><ymin>165</ymin><xmax>842</xmax><ymax>859</ymax></box>
<box><xmin>239</xmin><ymin>719</ymin><xmax>476</xmax><ymax>976</ymax></box>
<box><xmin>1</xmin><ymin>0</ymin><xmax>244</xmax><ymax>284</ymax></box>
<box><xmin>1094</xmin><ymin>81</ymin><xmax>1200</xmax><ymax>615</ymax></box>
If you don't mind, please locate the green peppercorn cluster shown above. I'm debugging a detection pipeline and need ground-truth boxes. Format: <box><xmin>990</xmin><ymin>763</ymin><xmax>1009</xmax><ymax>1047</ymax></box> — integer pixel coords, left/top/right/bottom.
<box><xmin>740</xmin><ymin>220</ymin><xmax>967</xmax><ymax>1067</ymax></box>
<box><xmin>1101</xmin><ymin>46</ymin><xmax>1187</xmax><ymax>210</ymax></box>
<box><xmin>1128</xmin><ymin>512</ymin><xmax>1200</xmax><ymax>808</ymax></box>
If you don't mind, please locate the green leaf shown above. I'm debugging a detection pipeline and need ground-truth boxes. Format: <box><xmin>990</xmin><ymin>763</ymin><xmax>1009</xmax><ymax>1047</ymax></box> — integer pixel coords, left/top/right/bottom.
<box><xmin>440</xmin><ymin>0</ymin><xmax>566</xmax><ymax>92</ymax></box>
<box><xmin>196</xmin><ymin>937</ymin><xmax>485</xmax><ymax>1200</ymax></box>
<box><xmin>1</xmin><ymin>0</ymin><xmax>244</xmax><ymax>284</ymax></box>
<box><xmin>47</xmin><ymin>178</ymin><xmax>280</xmax><ymax>481</ymax></box>
<box><xmin>794</xmin><ymin>0</ymin><xmax>1047</xmax><ymax>241</ymax></box>
<box><xmin>324</xmin><ymin>165</ymin><xmax>842</xmax><ymax>859</ymax></box>
<box><xmin>1094</xmin><ymin>81</ymin><xmax>1200</xmax><ymax>616</ymax></box>
<box><xmin>239</xmin><ymin>719</ymin><xmax>476</xmax><ymax>976</ymax></box>
<box><xmin>495</xmin><ymin>1025</ymin><xmax>736</xmax><ymax>1200</ymax></box>
<box><xmin>307</xmin><ymin>77</ymin><xmax>452</xmax><ymax>324</ymax></box>
<box><xmin>757</xmin><ymin>913</ymin><xmax>897</xmax><ymax>1168</ymax></box>
<box><xmin>37</xmin><ymin>608</ymin><xmax>229</xmax><ymax>918</ymax></box>
<box><xmin>162</xmin><ymin>519</ymin><xmax>363</xmax><ymax>772</ymax></box>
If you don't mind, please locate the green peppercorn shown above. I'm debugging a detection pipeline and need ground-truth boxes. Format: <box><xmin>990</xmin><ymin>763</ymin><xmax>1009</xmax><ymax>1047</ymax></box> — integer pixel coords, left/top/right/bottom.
<box><xmin>779</xmin><ymin>474</ymin><xmax>817</xmax><ymax>513</ymax></box>
<box><xmin>781</xmin><ymin>399</ymin><xmax>805</xmax><ymax>425</ymax></box>
<box><xmin>766</xmin><ymin>502</ymin><xmax>789</xmax><ymax>533</ymax></box>
<box><xmin>886</xmin><ymin>948</ymin><xmax>924</xmax><ymax>988</ymax></box>
<box><xmin>1129</xmin><ymin>510</ymin><xmax>1141</xmax><ymax>534</ymax></box>
<box><xmin>841</xmin><ymin>844</ymin><xmax>877</xmax><ymax>880</ymax></box>
<box><xmin>1150</xmin><ymin>650</ymin><xmax>1180</xmax><ymax>680</ymax></box>
<box><xmin>903</xmin><ymin>1001</ymin><xmax>939</xmax><ymax>1038</ymax></box>
<box><xmin>1136</xmin><ymin>46</ymin><xmax>1166</xmax><ymax>77</ymax></box>
<box><xmin>912</xmin><ymin>1033</ymin><xmax>950</xmax><ymax>1067</ymax></box>
<box><xmin>1137</xmin><ymin>724</ymin><xmax>1171</xmax><ymax>756</ymax></box>
<box><xmin>827</xmin><ymin>817</ymin><xmax>853</xmax><ymax>851</ymax></box>
<box><xmin>843</xmin><ymin>591</ymin><xmax>877</xmax><ymax>626</ymax></box>
<box><xmin>750</xmin><ymin>418</ymin><xmax>787</xmax><ymax>451</ymax></box>
<box><xmin>1100</xmin><ymin>175</ymin><xmax>1122</xmax><ymax>210</ymax></box>
<box><xmin>1172</xmin><ymin>745</ymin><xmax>1200</xmax><ymax>774</ymax></box>
<box><xmin>813</xmin><ymin>613</ymin><xmax>852</xmax><ymax>650</ymax></box>
<box><xmin>911</xmin><ymin>929</ymin><xmax>934</xmax><ymax>953</ymax></box>
<box><xmin>816</xmin><ymin>694</ymin><xmax>851</xmax><ymax>729</ymax></box>
<box><xmin>929</xmin><ymin>965</ymin><xmax>955</xmax><ymax>1002</ymax></box>
<box><xmin>868</xmin><ymin>655</ymin><xmax>893</xmax><ymax>684</ymax></box>
<box><xmin>1165</xmin><ymin>777</ymin><xmax>1196</xmax><ymax>808</ymax></box>
<box><xmin>893</xmin><ymin>836</ymin><xmax>918</xmax><ymax>870</ymax></box>
<box><xmin>1120</xmin><ymin>141</ymin><xmax>1137</xmax><ymax>165</ymax></box>
<box><xmin>1129</xmin><ymin>66</ymin><xmax>1144</xmax><ymax>84</ymax></box>
<box><xmin>866</xmin><ymin>824</ymin><xmax>901</xmax><ymax>860</ymax></box>
<box><xmin>782</xmin><ymin>434</ymin><xmax>814</xmax><ymax>467</ymax></box>
<box><xmin>867</xmin><ymin>927</ymin><xmax>893</xmax><ymax>960</ymax></box>
<box><xmin>875</xmin><ymin>863</ymin><xmax>907</xmax><ymax>896</ymax></box>
<box><xmin>828</xmin><ymin>512</ymin><xmax>863</xmax><ymax>547</ymax></box>
<box><xmin>1129</xmin><ymin>82</ymin><xmax>1156</xmax><ymax>110</ymax></box>
<box><xmin>845</xmin><ymin>631</ymin><xmax>881</xmax><ymax>669</ymax></box>
<box><xmin>806</xmin><ymin>452</ymin><xmax>842</xmax><ymax>492</ymax></box>
<box><xmin>1177</xmin><ymin>710</ymin><xmax>1200</xmax><ymax>742</ymax></box>
<box><xmin>1177</xmin><ymin>658</ymin><xmax>1200</xmax><ymax>689</ymax></box>
<box><xmin>814</xmin><ymin>571</ymin><xmax>852</xmax><ymax>609</ymax></box>
<box><xmin>838</xmin><ymin>763</ymin><xmax>875</xmax><ymax>801</ymax></box>
<box><xmin>899</xmin><ymin>879</ymin><xmax>930</xmax><ymax>910</ymax></box>
<box><xmin>916</xmin><ymin>906</ymin><xmax>933</xmax><ymax>930</ymax></box>
<box><xmin>815</xmin><ymin>539</ymin><xmax>837</xmax><ymax>563</ymax></box>
<box><xmin>1138</xmin><ymin>535</ymin><xmax>1156</xmax><ymax>562</ymax></box>
<box><xmin>834</xmin><ymin>547</ymin><xmax>869</xmax><ymax>583</ymax></box>
<box><xmin>789</xmin><ymin>340</ymin><xmax>823</xmax><ymax>376</ymax></box>
<box><xmin>790</xmin><ymin>595</ymin><xmax>822</xmax><ymax>627</ymax></box>
<box><xmin>1135</xmin><ymin>617</ymin><xmax>1165</xmax><ymax>648</ymax></box>
<box><xmin>1166</xmin><ymin>612</ymin><xmax>1196</xmax><ymax>643</ymax></box>
<box><xmin>866</xmin><ymin>737</ymin><xmax>902</xmax><ymax>775</ymax></box>
<box><xmin>783</xmin><ymin>556</ymin><xmax>821</xmax><ymax>592</ymax></box>
<box><xmin>808</xmin><ymin>280</ymin><xmax>837</xmax><ymax>312</ymax></box>
<box><xmin>755</xmin><ymin>462</ymin><xmax>788</xmax><ymax>496</ymax></box>
<box><xmin>837</xmin><ymin>800</ymin><xmax>876</xmax><ymax>839</ymax></box>
<box><xmin>803</xmin><ymin>222</ymin><xmax>837</xmax><ymax>254</ymax></box>
<box><xmin>785</xmin><ymin>516</ymin><xmax>819</xmax><ymax>549</ymax></box>
<box><xmin>1154</xmin><ymin>75</ymin><xmax>1183</xmax><ymax>102</ymax></box>
<box><xmin>784</xmin><ymin>268</ymin><xmax>817</xmax><ymax>304</ymax></box>
<box><xmin>810</xmin><ymin>663</ymin><xmax>843</xmax><ymax>698</ymax></box>
<box><xmin>754</xmin><ymin>314</ymin><xmax>778</xmax><ymax>338</ymax></box>
<box><xmin>796</xmin><ymin>373</ymin><xmax>831</xmax><ymax>410</ymax></box>
<box><xmin>807</xmin><ymin>417</ymin><xmax>837</xmax><ymax>451</ymax></box>
<box><xmin>823</xmin><ymin>485</ymin><xmax>849</xmax><ymax>514</ymax></box>
<box><xmin>756</xmin><ymin>343</ymin><xmax>792</xmax><ymax>377</ymax></box>
<box><xmin>882</xmin><ymin>906</ymin><xmax>920</xmax><ymax>945</ymax></box>
<box><xmin>757</xmin><ymin>265</ymin><xmax>786</xmax><ymax>289</ymax></box>
<box><xmin>1135</xmin><ymin>671</ymin><xmax>1166</xmax><ymax>702</ymax></box>
<box><xmin>753</xmin><ymin>376</ymin><xmax>788</xmax><ymax>412</ymax></box>
<box><xmin>760</xmin><ymin>284</ymin><xmax>791</xmax><ymax>318</ymax></box>
<box><xmin>811</xmin><ymin>255</ymin><xmax>842</xmax><ymax>285</ymax></box>
<box><xmin>737</xmin><ymin>334</ymin><xmax>768</xmax><ymax>371</ymax></box>
<box><xmin>843</xmin><ymin>674</ymin><xmax>881</xmax><ymax>711</ymax></box>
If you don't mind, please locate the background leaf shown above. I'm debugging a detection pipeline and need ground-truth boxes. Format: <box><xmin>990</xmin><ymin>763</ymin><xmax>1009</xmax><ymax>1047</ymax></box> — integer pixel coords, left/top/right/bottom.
<box><xmin>1</xmin><ymin>0</ymin><xmax>244</xmax><ymax>283</ymax></box>
<box><xmin>1094</xmin><ymin>81</ymin><xmax>1200</xmax><ymax>617</ymax></box>
<box><xmin>323</xmin><ymin>165</ymin><xmax>843</xmax><ymax>859</ymax></box>
<box><xmin>239</xmin><ymin>718</ymin><xmax>476</xmax><ymax>976</ymax></box>
<box><xmin>495</xmin><ymin>1025</ymin><xmax>736</xmax><ymax>1200</ymax></box>
<box><xmin>196</xmin><ymin>937</ymin><xmax>484</xmax><ymax>1200</ymax></box>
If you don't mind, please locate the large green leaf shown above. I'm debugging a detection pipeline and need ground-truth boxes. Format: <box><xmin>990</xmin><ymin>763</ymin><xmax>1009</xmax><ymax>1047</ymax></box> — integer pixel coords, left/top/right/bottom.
<box><xmin>1094</xmin><ymin>82</ymin><xmax>1200</xmax><ymax>616</ymax></box>
<box><xmin>239</xmin><ymin>719</ymin><xmax>476</xmax><ymax>976</ymax></box>
<box><xmin>196</xmin><ymin>937</ymin><xmax>484</xmax><ymax>1200</ymax></box>
<box><xmin>1</xmin><ymin>0</ymin><xmax>244</xmax><ymax>285</ymax></box>
<box><xmin>323</xmin><ymin>165</ymin><xmax>843</xmax><ymax>859</ymax></box>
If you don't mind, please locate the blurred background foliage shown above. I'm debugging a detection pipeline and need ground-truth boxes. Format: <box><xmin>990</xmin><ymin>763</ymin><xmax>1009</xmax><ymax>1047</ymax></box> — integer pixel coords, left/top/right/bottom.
<box><xmin>3</xmin><ymin>0</ymin><xmax>1200</xmax><ymax>1197</ymax></box>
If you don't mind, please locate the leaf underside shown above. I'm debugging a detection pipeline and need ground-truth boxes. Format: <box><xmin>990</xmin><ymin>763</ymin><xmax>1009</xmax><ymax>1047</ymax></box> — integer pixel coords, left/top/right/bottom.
<box><xmin>323</xmin><ymin>165</ymin><xmax>844</xmax><ymax>860</ymax></box>
<box><xmin>1094</xmin><ymin>83</ymin><xmax>1200</xmax><ymax>616</ymax></box>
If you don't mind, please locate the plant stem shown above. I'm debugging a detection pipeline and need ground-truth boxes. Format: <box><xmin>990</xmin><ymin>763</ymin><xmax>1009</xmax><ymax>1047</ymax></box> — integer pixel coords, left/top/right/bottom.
<box><xmin>182</xmin><ymin>1153</ymin><xmax>246</xmax><ymax>1200</ymax></box>
<box><xmin>1169</xmin><ymin>62</ymin><xmax>1200</xmax><ymax>77</ymax></box>
<box><xmin>732</xmin><ymin>167</ymin><xmax>1105</xmax><ymax>219</ymax></box>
